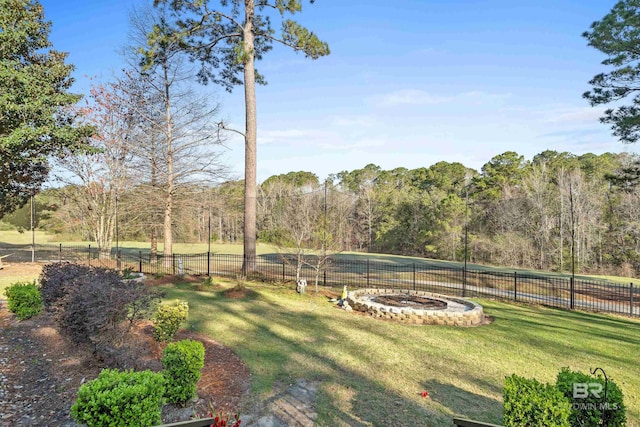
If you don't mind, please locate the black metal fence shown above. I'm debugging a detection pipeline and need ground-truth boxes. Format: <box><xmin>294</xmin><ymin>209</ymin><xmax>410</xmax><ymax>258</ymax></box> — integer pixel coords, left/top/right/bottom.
<box><xmin>1</xmin><ymin>243</ymin><xmax>638</xmax><ymax>317</ymax></box>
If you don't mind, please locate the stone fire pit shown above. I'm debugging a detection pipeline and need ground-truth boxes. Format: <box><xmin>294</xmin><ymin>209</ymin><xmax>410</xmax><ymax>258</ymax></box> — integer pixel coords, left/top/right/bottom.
<box><xmin>346</xmin><ymin>288</ymin><xmax>484</xmax><ymax>326</ymax></box>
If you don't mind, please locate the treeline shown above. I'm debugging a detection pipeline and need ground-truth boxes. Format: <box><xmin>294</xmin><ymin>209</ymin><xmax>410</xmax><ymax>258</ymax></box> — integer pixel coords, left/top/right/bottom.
<box><xmin>6</xmin><ymin>149</ymin><xmax>640</xmax><ymax>277</ymax></box>
<box><xmin>253</xmin><ymin>150</ymin><xmax>640</xmax><ymax>277</ymax></box>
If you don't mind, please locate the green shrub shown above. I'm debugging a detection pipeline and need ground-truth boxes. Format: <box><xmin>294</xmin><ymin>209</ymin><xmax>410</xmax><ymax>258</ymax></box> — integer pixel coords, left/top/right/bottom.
<box><xmin>71</xmin><ymin>368</ymin><xmax>165</xmax><ymax>427</ymax></box>
<box><xmin>153</xmin><ymin>300</ymin><xmax>189</xmax><ymax>342</ymax></box>
<box><xmin>503</xmin><ymin>374</ymin><xmax>571</xmax><ymax>427</ymax></box>
<box><xmin>162</xmin><ymin>339</ymin><xmax>205</xmax><ymax>404</ymax></box>
<box><xmin>556</xmin><ymin>367</ymin><xmax>626</xmax><ymax>427</ymax></box>
<box><xmin>4</xmin><ymin>281</ymin><xmax>42</xmax><ymax>320</ymax></box>
<box><xmin>198</xmin><ymin>276</ymin><xmax>216</xmax><ymax>290</ymax></box>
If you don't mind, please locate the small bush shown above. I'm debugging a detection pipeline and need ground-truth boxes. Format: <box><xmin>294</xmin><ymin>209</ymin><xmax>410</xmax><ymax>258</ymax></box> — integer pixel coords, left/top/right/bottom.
<box><xmin>162</xmin><ymin>339</ymin><xmax>205</xmax><ymax>404</ymax></box>
<box><xmin>39</xmin><ymin>262</ymin><xmax>91</xmax><ymax>310</ymax></box>
<box><xmin>503</xmin><ymin>374</ymin><xmax>571</xmax><ymax>427</ymax></box>
<box><xmin>153</xmin><ymin>300</ymin><xmax>189</xmax><ymax>342</ymax></box>
<box><xmin>198</xmin><ymin>276</ymin><xmax>217</xmax><ymax>291</ymax></box>
<box><xmin>556</xmin><ymin>367</ymin><xmax>626</xmax><ymax>427</ymax></box>
<box><xmin>121</xmin><ymin>266</ymin><xmax>135</xmax><ymax>279</ymax></box>
<box><xmin>4</xmin><ymin>281</ymin><xmax>42</xmax><ymax>320</ymax></box>
<box><xmin>55</xmin><ymin>267</ymin><xmax>129</xmax><ymax>348</ymax></box>
<box><xmin>71</xmin><ymin>368</ymin><xmax>165</xmax><ymax>427</ymax></box>
<box><xmin>40</xmin><ymin>263</ymin><xmax>160</xmax><ymax>358</ymax></box>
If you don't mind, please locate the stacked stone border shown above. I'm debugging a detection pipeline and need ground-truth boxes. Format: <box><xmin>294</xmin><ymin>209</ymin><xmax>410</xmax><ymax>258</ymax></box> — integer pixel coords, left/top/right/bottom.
<box><xmin>347</xmin><ymin>288</ymin><xmax>484</xmax><ymax>326</ymax></box>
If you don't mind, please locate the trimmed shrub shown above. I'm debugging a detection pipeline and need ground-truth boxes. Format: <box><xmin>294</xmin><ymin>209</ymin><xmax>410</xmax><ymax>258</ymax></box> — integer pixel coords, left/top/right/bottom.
<box><xmin>39</xmin><ymin>262</ymin><xmax>91</xmax><ymax>310</ymax></box>
<box><xmin>40</xmin><ymin>263</ymin><xmax>160</xmax><ymax>357</ymax></box>
<box><xmin>503</xmin><ymin>374</ymin><xmax>571</xmax><ymax>427</ymax></box>
<box><xmin>4</xmin><ymin>281</ymin><xmax>42</xmax><ymax>320</ymax></box>
<box><xmin>71</xmin><ymin>368</ymin><xmax>165</xmax><ymax>427</ymax></box>
<box><xmin>556</xmin><ymin>367</ymin><xmax>626</xmax><ymax>427</ymax></box>
<box><xmin>162</xmin><ymin>339</ymin><xmax>205</xmax><ymax>404</ymax></box>
<box><xmin>153</xmin><ymin>300</ymin><xmax>189</xmax><ymax>342</ymax></box>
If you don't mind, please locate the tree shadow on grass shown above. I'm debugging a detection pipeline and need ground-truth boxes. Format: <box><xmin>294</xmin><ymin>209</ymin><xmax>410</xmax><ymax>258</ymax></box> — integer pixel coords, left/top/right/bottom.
<box><xmin>422</xmin><ymin>379</ymin><xmax>502</xmax><ymax>425</ymax></box>
<box><xmin>174</xmin><ymin>288</ymin><xmax>459</xmax><ymax>426</ymax></box>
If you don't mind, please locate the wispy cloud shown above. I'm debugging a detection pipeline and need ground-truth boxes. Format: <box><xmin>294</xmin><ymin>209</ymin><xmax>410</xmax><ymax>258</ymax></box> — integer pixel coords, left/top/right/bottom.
<box><xmin>371</xmin><ymin>89</ymin><xmax>453</xmax><ymax>107</ymax></box>
<box><xmin>330</xmin><ymin>115</ymin><xmax>377</xmax><ymax>128</ymax></box>
<box><xmin>255</xmin><ymin>125</ymin><xmax>389</xmax><ymax>151</ymax></box>
<box><xmin>318</xmin><ymin>138</ymin><xmax>386</xmax><ymax>150</ymax></box>
<box><xmin>370</xmin><ymin>89</ymin><xmax>511</xmax><ymax>108</ymax></box>
<box><xmin>459</xmin><ymin>90</ymin><xmax>512</xmax><ymax>105</ymax></box>
<box><xmin>258</xmin><ymin>129</ymin><xmax>312</xmax><ymax>145</ymax></box>
<box><xmin>540</xmin><ymin>129</ymin><xmax>602</xmax><ymax>139</ymax></box>
<box><xmin>545</xmin><ymin>106</ymin><xmax>607</xmax><ymax>124</ymax></box>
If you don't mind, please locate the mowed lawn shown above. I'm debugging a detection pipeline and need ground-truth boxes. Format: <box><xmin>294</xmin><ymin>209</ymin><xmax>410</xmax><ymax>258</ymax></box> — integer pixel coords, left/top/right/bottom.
<box><xmin>162</xmin><ymin>279</ymin><xmax>640</xmax><ymax>426</ymax></box>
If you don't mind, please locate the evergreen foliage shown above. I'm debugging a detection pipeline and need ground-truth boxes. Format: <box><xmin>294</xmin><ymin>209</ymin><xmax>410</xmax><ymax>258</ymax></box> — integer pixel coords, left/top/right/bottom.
<box><xmin>0</xmin><ymin>0</ymin><xmax>94</xmax><ymax>217</ymax></box>
<box><xmin>161</xmin><ymin>339</ymin><xmax>205</xmax><ymax>404</ymax></box>
<box><xmin>71</xmin><ymin>369</ymin><xmax>165</xmax><ymax>427</ymax></box>
<box><xmin>4</xmin><ymin>281</ymin><xmax>42</xmax><ymax>320</ymax></box>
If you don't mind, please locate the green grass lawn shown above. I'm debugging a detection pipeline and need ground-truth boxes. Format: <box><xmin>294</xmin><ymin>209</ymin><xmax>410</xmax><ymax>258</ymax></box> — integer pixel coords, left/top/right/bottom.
<box><xmin>161</xmin><ymin>279</ymin><xmax>640</xmax><ymax>426</ymax></box>
<box><xmin>0</xmin><ymin>229</ymin><xmax>50</xmax><ymax>245</ymax></box>
<box><xmin>0</xmin><ymin>265</ymin><xmax>41</xmax><ymax>296</ymax></box>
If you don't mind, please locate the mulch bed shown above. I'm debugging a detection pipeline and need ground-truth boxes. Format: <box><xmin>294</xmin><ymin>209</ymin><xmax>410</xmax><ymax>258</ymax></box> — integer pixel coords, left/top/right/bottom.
<box><xmin>0</xmin><ymin>306</ymin><xmax>251</xmax><ymax>426</ymax></box>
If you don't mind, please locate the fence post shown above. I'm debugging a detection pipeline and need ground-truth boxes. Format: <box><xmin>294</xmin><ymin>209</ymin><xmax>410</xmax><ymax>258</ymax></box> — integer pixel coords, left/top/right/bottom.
<box><xmin>323</xmin><ymin>270</ymin><xmax>326</xmax><ymax>286</ymax></box>
<box><xmin>570</xmin><ymin>277</ymin><xmax>575</xmax><ymax>310</ymax></box>
<box><xmin>366</xmin><ymin>260</ymin><xmax>370</xmax><ymax>288</ymax></box>
<box><xmin>413</xmin><ymin>263</ymin><xmax>416</xmax><ymax>291</ymax></box>
<box><xmin>59</xmin><ymin>243</ymin><xmax>62</xmax><ymax>263</ymax></box>
<box><xmin>207</xmin><ymin>251</ymin><xmax>210</xmax><ymax>276</ymax></box>
<box><xmin>139</xmin><ymin>251</ymin><xmax>142</xmax><ymax>273</ymax></box>
<box><xmin>88</xmin><ymin>244</ymin><xmax>91</xmax><ymax>266</ymax></box>
<box><xmin>462</xmin><ymin>267</ymin><xmax>467</xmax><ymax>297</ymax></box>
<box><xmin>631</xmin><ymin>283</ymin><xmax>634</xmax><ymax>317</ymax></box>
<box><xmin>514</xmin><ymin>272</ymin><xmax>517</xmax><ymax>301</ymax></box>
<box><xmin>282</xmin><ymin>260</ymin><xmax>285</xmax><ymax>282</ymax></box>
<box><xmin>172</xmin><ymin>253</ymin><xmax>176</xmax><ymax>275</ymax></box>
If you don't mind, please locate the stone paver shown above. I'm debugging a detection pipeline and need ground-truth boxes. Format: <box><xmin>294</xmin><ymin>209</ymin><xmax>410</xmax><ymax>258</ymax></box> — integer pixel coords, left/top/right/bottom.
<box><xmin>244</xmin><ymin>380</ymin><xmax>318</xmax><ymax>427</ymax></box>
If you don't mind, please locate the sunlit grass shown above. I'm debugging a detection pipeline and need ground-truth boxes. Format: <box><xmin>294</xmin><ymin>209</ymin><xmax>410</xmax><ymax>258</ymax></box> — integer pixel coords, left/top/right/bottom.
<box><xmin>0</xmin><ymin>229</ymin><xmax>50</xmax><ymax>245</ymax></box>
<box><xmin>0</xmin><ymin>263</ymin><xmax>42</xmax><ymax>296</ymax></box>
<box><xmin>161</xmin><ymin>279</ymin><xmax>640</xmax><ymax>426</ymax></box>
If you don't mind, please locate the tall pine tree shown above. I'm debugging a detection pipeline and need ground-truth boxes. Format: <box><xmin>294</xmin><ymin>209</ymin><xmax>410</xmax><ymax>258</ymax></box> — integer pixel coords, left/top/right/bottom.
<box><xmin>584</xmin><ymin>0</ymin><xmax>640</xmax><ymax>144</ymax></box>
<box><xmin>147</xmin><ymin>0</ymin><xmax>329</xmax><ymax>273</ymax></box>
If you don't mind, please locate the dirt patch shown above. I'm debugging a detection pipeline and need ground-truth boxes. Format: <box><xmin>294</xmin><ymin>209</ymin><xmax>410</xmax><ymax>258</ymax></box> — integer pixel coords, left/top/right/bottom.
<box><xmin>376</xmin><ymin>295</ymin><xmax>448</xmax><ymax>310</ymax></box>
<box><xmin>0</xmin><ymin>305</ymin><xmax>251</xmax><ymax>426</ymax></box>
<box><xmin>145</xmin><ymin>274</ymin><xmax>202</xmax><ymax>287</ymax></box>
<box><xmin>223</xmin><ymin>286</ymin><xmax>259</xmax><ymax>300</ymax></box>
<box><xmin>0</xmin><ymin>262</ymin><xmax>43</xmax><ymax>279</ymax></box>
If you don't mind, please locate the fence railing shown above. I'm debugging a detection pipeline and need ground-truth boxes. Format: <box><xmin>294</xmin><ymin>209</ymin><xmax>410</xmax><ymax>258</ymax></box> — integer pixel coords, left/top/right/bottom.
<box><xmin>1</xmin><ymin>244</ymin><xmax>638</xmax><ymax>317</ymax></box>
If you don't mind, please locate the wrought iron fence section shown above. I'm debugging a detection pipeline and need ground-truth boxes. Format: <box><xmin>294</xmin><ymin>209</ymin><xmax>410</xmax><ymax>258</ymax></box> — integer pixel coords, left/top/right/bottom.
<box><xmin>0</xmin><ymin>244</ymin><xmax>637</xmax><ymax>317</ymax></box>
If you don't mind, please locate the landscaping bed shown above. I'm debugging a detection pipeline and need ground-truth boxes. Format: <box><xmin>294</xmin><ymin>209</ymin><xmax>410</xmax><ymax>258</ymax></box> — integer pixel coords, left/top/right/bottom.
<box><xmin>0</xmin><ymin>306</ymin><xmax>250</xmax><ymax>426</ymax></box>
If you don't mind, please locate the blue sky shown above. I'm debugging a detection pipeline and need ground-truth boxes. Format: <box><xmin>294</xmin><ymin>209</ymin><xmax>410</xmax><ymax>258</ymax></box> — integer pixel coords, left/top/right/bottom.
<box><xmin>40</xmin><ymin>0</ymin><xmax>632</xmax><ymax>182</ymax></box>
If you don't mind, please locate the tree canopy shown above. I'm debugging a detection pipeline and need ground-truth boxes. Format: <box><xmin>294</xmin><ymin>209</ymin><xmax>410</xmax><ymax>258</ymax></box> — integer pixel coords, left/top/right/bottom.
<box><xmin>0</xmin><ymin>0</ymin><xmax>93</xmax><ymax>217</ymax></box>
<box><xmin>583</xmin><ymin>0</ymin><xmax>640</xmax><ymax>144</ymax></box>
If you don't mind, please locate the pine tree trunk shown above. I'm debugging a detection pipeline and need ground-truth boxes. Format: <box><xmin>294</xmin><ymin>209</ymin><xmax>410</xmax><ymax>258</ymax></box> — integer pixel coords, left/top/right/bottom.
<box><xmin>242</xmin><ymin>0</ymin><xmax>257</xmax><ymax>275</ymax></box>
<box><xmin>162</xmin><ymin>55</ymin><xmax>174</xmax><ymax>267</ymax></box>
<box><xmin>150</xmin><ymin>162</ymin><xmax>158</xmax><ymax>261</ymax></box>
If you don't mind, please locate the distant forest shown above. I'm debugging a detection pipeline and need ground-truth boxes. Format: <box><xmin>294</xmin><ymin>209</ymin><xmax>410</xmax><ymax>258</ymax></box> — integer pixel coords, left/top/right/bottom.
<box><xmin>5</xmin><ymin>149</ymin><xmax>640</xmax><ymax>277</ymax></box>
